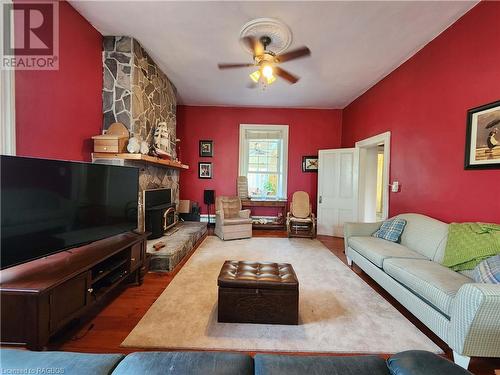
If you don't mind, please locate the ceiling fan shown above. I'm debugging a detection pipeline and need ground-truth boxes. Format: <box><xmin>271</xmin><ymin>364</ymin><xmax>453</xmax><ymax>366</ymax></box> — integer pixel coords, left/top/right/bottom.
<box><xmin>218</xmin><ymin>36</ymin><xmax>311</xmax><ymax>86</ymax></box>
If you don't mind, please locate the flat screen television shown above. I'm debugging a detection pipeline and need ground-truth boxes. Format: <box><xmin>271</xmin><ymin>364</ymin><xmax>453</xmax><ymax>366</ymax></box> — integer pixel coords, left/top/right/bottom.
<box><xmin>1</xmin><ymin>155</ymin><xmax>139</xmax><ymax>269</ymax></box>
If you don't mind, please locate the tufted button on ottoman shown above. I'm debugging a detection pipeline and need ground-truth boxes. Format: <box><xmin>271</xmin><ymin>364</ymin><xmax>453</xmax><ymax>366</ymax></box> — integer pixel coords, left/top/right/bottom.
<box><xmin>217</xmin><ymin>261</ymin><xmax>299</xmax><ymax>325</ymax></box>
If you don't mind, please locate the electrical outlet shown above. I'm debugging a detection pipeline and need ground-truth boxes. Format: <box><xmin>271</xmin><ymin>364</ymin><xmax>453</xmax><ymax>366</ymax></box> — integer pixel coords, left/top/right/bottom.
<box><xmin>391</xmin><ymin>181</ymin><xmax>399</xmax><ymax>193</ymax></box>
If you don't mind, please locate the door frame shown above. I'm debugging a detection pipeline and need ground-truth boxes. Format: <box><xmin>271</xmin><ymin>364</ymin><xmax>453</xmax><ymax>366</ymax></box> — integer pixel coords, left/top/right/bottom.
<box><xmin>355</xmin><ymin>131</ymin><xmax>391</xmax><ymax>221</ymax></box>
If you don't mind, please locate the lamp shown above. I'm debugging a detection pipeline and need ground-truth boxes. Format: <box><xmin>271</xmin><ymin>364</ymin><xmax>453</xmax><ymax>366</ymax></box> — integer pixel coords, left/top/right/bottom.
<box><xmin>249</xmin><ymin>70</ymin><xmax>261</xmax><ymax>83</ymax></box>
<box><xmin>249</xmin><ymin>65</ymin><xmax>276</xmax><ymax>85</ymax></box>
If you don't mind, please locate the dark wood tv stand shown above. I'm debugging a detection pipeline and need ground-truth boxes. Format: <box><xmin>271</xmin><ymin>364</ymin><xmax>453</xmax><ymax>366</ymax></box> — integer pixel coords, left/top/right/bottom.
<box><xmin>0</xmin><ymin>231</ymin><xmax>147</xmax><ymax>350</ymax></box>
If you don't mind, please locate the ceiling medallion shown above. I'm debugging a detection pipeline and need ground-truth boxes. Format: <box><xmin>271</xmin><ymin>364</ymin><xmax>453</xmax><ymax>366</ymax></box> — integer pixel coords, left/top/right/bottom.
<box><xmin>239</xmin><ymin>18</ymin><xmax>292</xmax><ymax>55</ymax></box>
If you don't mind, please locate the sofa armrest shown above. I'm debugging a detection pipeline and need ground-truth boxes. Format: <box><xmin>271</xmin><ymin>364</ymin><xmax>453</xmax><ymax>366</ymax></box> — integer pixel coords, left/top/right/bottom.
<box><xmin>343</xmin><ymin>222</ymin><xmax>382</xmax><ymax>252</ymax></box>
<box><xmin>448</xmin><ymin>283</ymin><xmax>500</xmax><ymax>357</ymax></box>
<box><xmin>239</xmin><ymin>209</ymin><xmax>251</xmax><ymax>219</ymax></box>
<box><xmin>216</xmin><ymin>209</ymin><xmax>224</xmax><ymax>221</ymax></box>
<box><xmin>387</xmin><ymin>350</ymin><xmax>472</xmax><ymax>375</ymax></box>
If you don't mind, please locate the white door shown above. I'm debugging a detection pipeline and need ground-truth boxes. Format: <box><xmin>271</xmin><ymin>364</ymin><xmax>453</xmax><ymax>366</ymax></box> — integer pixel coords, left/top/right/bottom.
<box><xmin>317</xmin><ymin>148</ymin><xmax>359</xmax><ymax>237</ymax></box>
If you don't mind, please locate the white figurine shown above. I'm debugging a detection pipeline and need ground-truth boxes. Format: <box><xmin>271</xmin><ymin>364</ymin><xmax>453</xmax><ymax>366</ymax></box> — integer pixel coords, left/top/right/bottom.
<box><xmin>127</xmin><ymin>136</ymin><xmax>141</xmax><ymax>153</ymax></box>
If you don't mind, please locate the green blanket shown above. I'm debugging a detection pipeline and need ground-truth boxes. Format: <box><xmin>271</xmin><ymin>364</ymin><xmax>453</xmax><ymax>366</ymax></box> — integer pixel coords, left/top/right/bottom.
<box><xmin>442</xmin><ymin>223</ymin><xmax>500</xmax><ymax>271</ymax></box>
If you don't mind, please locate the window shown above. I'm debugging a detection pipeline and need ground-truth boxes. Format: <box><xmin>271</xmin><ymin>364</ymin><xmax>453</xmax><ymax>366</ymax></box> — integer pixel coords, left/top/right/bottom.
<box><xmin>239</xmin><ymin>124</ymin><xmax>288</xmax><ymax>199</ymax></box>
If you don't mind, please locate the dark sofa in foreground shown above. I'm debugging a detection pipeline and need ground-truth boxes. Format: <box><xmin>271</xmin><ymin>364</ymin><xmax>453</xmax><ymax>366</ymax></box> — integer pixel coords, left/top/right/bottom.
<box><xmin>0</xmin><ymin>349</ymin><xmax>471</xmax><ymax>375</ymax></box>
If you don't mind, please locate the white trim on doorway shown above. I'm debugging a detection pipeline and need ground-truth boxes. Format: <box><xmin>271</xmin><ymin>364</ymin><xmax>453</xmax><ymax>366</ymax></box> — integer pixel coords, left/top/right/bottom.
<box><xmin>0</xmin><ymin>67</ymin><xmax>16</xmax><ymax>155</ymax></box>
<box><xmin>356</xmin><ymin>131</ymin><xmax>390</xmax><ymax>221</ymax></box>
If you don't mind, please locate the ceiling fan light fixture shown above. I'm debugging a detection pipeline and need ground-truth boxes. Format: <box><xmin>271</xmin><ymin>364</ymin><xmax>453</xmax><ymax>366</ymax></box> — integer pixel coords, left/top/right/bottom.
<box><xmin>262</xmin><ymin>64</ymin><xmax>273</xmax><ymax>79</ymax></box>
<box><xmin>265</xmin><ymin>74</ymin><xmax>276</xmax><ymax>85</ymax></box>
<box><xmin>249</xmin><ymin>70</ymin><xmax>261</xmax><ymax>83</ymax></box>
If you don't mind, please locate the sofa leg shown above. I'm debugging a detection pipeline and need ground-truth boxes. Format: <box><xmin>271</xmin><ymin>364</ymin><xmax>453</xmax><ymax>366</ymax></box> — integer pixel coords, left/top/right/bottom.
<box><xmin>346</xmin><ymin>256</ymin><xmax>352</xmax><ymax>267</ymax></box>
<box><xmin>453</xmin><ymin>351</ymin><xmax>470</xmax><ymax>369</ymax></box>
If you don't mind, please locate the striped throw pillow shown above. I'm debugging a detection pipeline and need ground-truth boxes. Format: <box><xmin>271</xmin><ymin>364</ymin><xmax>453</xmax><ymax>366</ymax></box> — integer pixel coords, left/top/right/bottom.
<box><xmin>473</xmin><ymin>255</ymin><xmax>500</xmax><ymax>284</ymax></box>
<box><xmin>372</xmin><ymin>218</ymin><xmax>407</xmax><ymax>243</ymax></box>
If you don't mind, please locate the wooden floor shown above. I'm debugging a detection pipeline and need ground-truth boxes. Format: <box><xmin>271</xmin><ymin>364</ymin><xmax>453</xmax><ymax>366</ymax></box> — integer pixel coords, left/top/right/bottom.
<box><xmin>47</xmin><ymin>230</ymin><xmax>499</xmax><ymax>374</ymax></box>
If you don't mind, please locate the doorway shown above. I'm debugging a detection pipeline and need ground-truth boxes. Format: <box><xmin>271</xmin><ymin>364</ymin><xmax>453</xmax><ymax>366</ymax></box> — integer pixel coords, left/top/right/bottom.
<box><xmin>356</xmin><ymin>132</ymin><xmax>390</xmax><ymax>222</ymax></box>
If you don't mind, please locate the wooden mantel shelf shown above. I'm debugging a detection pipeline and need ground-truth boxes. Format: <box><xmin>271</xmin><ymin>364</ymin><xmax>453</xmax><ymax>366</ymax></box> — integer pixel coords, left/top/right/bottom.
<box><xmin>92</xmin><ymin>153</ymin><xmax>189</xmax><ymax>170</ymax></box>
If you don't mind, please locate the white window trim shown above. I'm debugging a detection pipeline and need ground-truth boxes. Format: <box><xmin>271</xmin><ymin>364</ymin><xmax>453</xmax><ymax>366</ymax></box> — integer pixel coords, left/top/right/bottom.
<box><xmin>0</xmin><ymin>68</ymin><xmax>16</xmax><ymax>156</ymax></box>
<box><xmin>239</xmin><ymin>124</ymin><xmax>289</xmax><ymax>199</ymax></box>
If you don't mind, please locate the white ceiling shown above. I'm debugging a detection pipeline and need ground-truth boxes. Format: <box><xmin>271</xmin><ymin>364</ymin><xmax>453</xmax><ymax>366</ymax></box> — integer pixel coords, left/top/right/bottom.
<box><xmin>70</xmin><ymin>1</ymin><xmax>477</xmax><ymax>109</ymax></box>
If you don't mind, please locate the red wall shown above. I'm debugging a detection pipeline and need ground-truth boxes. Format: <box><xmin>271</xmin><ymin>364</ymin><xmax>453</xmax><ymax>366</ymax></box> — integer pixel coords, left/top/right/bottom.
<box><xmin>177</xmin><ymin>106</ymin><xmax>342</xmax><ymax>214</ymax></box>
<box><xmin>15</xmin><ymin>1</ymin><xmax>102</xmax><ymax>162</ymax></box>
<box><xmin>342</xmin><ymin>1</ymin><xmax>500</xmax><ymax>223</ymax></box>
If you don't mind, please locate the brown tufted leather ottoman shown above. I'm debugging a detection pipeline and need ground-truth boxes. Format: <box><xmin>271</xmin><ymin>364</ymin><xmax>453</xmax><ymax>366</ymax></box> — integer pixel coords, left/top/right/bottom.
<box><xmin>217</xmin><ymin>261</ymin><xmax>299</xmax><ymax>325</ymax></box>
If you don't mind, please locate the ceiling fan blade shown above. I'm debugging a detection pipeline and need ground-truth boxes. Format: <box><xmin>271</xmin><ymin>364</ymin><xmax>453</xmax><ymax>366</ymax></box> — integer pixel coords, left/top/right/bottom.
<box><xmin>276</xmin><ymin>46</ymin><xmax>311</xmax><ymax>63</ymax></box>
<box><xmin>241</xmin><ymin>36</ymin><xmax>264</xmax><ymax>56</ymax></box>
<box><xmin>274</xmin><ymin>66</ymin><xmax>300</xmax><ymax>84</ymax></box>
<box><xmin>218</xmin><ymin>63</ymin><xmax>254</xmax><ymax>69</ymax></box>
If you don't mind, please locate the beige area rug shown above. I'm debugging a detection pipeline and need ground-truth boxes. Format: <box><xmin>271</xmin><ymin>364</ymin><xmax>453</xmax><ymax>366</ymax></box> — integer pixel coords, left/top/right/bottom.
<box><xmin>122</xmin><ymin>237</ymin><xmax>442</xmax><ymax>354</ymax></box>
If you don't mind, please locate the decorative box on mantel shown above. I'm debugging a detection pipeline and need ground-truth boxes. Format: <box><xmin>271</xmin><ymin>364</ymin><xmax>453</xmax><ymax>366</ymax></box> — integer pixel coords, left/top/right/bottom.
<box><xmin>92</xmin><ymin>122</ymin><xmax>129</xmax><ymax>153</ymax></box>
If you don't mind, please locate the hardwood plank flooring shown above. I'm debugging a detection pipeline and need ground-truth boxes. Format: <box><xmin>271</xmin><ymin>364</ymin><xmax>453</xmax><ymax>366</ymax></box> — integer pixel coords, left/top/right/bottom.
<box><xmin>42</xmin><ymin>231</ymin><xmax>500</xmax><ymax>373</ymax></box>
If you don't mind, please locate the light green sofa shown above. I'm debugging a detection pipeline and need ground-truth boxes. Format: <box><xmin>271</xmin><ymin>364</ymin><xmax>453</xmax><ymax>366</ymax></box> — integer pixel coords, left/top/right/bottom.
<box><xmin>344</xmin><ymin>213</ymin><xmax>500</xmax><ymax>369</ymax></box>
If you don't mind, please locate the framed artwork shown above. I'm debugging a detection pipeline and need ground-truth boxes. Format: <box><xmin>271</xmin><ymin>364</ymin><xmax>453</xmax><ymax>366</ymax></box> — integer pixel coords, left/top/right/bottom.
<box><xmin>465</xmin><ymin>100</ymin><xmax>500</xmax><ymax>169</ymax></box>
<box><xmin>198</xmin><ymin>162</ymin><xmax>213</xmax><ymax>179</ymax></box>
<box><xmin>302</xmin><ymin>155</ymin><xmax>318</xmax><ymax>172</ymax></box>
<box><xmin>199</xmin><ymin>140</ymin><xmax>214</xmax><ymax>157</ymax></box>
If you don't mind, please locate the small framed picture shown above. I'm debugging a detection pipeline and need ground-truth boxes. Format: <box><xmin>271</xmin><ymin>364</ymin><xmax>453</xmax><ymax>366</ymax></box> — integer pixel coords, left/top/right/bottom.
<box><xmin>199</xmin><ymin>140</ymin><xmax>213</xmax><ymax>157</ymax></box>
<box><xmin>198</xmin><ymin>162</ymin><xmax>213</xmax><ymax>179</ymax></box>
<box><xmin>465</xmin><ymin>100</ymin><xmax>500</xmax><ymax>169</ymax></box>
<box><xmin>302</xmin><ymin>156</ymin><xmax>318</xmax><ymax>172</ymax></box>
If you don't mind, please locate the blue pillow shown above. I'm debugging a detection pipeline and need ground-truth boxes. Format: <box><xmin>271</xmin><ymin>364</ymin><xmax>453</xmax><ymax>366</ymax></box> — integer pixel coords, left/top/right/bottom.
<box><xmin>473</xmin><ymin>255</ymin><xmax>500</xmax><ymax>284</ymax></box>
<box><xmin>372</xmin><ymin>218</ymin><xmax>407</xmax><ymax>243</ymax></box>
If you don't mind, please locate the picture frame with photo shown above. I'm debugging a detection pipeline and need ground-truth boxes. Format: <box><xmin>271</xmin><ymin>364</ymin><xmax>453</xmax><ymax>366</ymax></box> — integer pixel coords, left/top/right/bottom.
<box><xmin>198</xmin><ymin>162</ymin><xmax>213</xmax><ymax>179</ymax></box>
<box><xmin>199</xmin><ymin>140</ymin><xmax>214</xmax><ymax>157</ymax></box>
<box><xmin>302</xmin><ymin>155</ymin><xmax>319</xmax><ymax>172</ymax></box>
<box><xmin>464</xmin><ymin>100</ymin><xmax>500</xmax><ymax>169</ymax></box>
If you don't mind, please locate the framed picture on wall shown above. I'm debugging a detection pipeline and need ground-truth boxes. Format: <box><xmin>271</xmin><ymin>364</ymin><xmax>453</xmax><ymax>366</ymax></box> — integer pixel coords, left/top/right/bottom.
<box><xmin>302</xmin><ymin>156</ymin><xmax>319</xmax><ymax>172</ymax></box>
<box><xmin>198</xmin><ymin>162</ymin><xmax>213</xmax><ymax>179</ymax></box>
<box><xmin>464</xmin><ymin>100</ymin><xmax>500</xmax><ymax>169</ymax></box>
<box><xmin>199</xmin><ymin>140</ymin><xmax>214</xmax><ymax>157</ymax></box>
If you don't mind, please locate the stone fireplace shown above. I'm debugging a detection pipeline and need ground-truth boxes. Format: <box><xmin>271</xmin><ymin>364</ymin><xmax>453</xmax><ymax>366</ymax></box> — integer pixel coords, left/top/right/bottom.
<box><xmin>101</xmin><ymin>36</ymin><xmax>179</xmax><ymax>232</ymax></box>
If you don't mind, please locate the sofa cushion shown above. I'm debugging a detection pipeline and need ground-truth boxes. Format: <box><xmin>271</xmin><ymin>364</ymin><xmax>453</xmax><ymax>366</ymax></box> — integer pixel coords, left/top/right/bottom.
<box><xmin>348</xmin><ymin>236</ymin><xmax>427</xmax><ymax>268</ymax></box>
<box><xmin>372</xmin><ymin>218</ymin><xmax>407</xmax><ymax>242</ymax></box>
<box><xmin>387</xmin><ymin>350</ymin><xmax>472</xmax><ymax>375</ymax></box>
<box><xmin>254</xmin><ymin>354</ymin><xmax>389</xmax><ymax>375</ymax></box>
<box><xmin>223</xmin><ymin>217</ymin><xmax>253</xmax><ymax>225</ymax></box>
<box><xmin>217</xmin><ymin>197</ymin><xmax>242</xmax><ymax>218</ymax></box>
<box><xmin>112</xmin><ymin>351</ymin><xmax>253</xmax><ymax>375</ymax></box>
<box><xmin>383</xmin><ymin>258</ymin><xmax>470</xmax><ymax>316</ymax></box>
<box><xmin>394</xmin><ymin>214</ymin><xmax>448</xmax><ymax>261</ymax></box>
<box><xmin>0</xmin><ymin>349</ymin><xmax>124</xmax><ymax>375</ymax></box>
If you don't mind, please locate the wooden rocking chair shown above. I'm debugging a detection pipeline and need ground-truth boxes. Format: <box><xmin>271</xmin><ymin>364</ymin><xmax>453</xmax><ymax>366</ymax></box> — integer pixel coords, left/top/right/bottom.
<box><xmin>286</xmin><ymin>191</ymin><xmax>316</xmax><ymax>238</ymax></box>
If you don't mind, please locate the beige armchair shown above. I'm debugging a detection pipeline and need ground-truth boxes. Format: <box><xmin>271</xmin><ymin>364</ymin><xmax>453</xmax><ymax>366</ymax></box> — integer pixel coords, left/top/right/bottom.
<box><xmin>214</xmin><ymin>196</ymin><xmax>253</xmax><ymax>240</ymax></box>
<box><xmin>286</xmin><ymin>191</ymin><xmax>316</xmax><ymax>238</ymax></box>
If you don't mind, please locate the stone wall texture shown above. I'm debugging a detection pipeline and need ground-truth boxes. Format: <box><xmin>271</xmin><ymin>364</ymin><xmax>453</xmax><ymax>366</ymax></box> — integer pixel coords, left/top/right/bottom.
<box><xmin>102</xmin><ymin>36</ymin><xmax>179</xmax><ymax>232</ymax></box>
<box><xmin>103</xmin><ymin>36</ymin><xmax>133</xmax><ymax>130</ymax></box>
<box><xmin>132</xmin><ymin>39</ymin><xmax>177</xmax><ymax>153</ymax></box>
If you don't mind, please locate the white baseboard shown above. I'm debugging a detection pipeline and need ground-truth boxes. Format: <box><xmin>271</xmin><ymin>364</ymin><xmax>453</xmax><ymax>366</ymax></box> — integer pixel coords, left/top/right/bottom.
<box><xmin>199</xmin><ymin>214</ymin><xmax>278</xmax><ymax>222</ymax></box>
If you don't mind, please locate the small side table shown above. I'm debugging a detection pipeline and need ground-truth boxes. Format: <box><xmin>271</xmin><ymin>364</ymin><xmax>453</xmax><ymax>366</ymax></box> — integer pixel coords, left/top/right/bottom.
<box><xmin>240</xmin><ymin>199</ymin><xmax>288</xmax><ymax>230</ymax></box>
